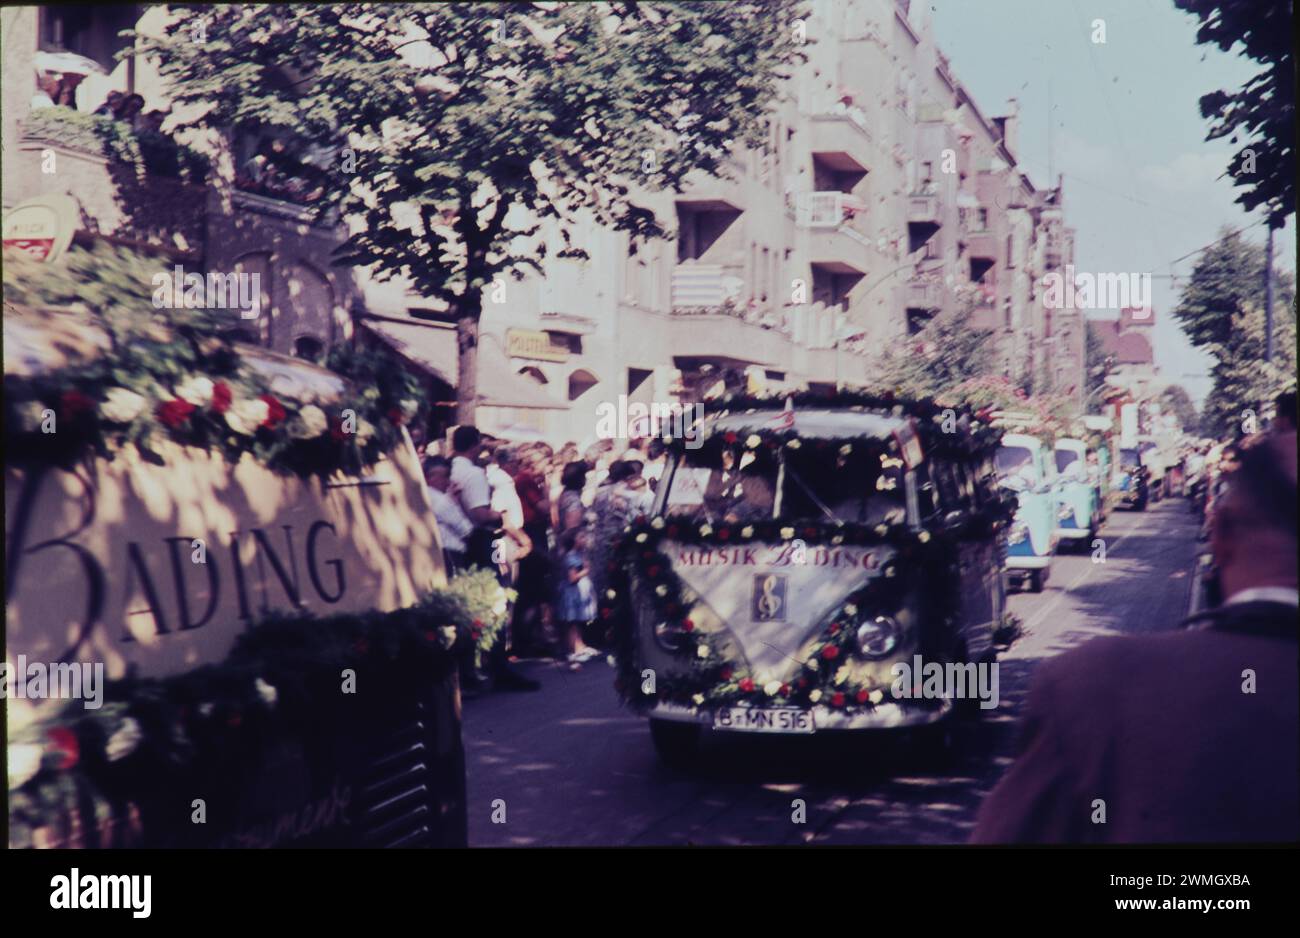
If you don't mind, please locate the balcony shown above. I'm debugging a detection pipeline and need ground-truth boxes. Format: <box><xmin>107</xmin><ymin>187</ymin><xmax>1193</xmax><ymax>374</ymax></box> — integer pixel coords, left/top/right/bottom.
<box><xmin>907</xmin><ymin>192</ymin><xmax>941</xmax><ymax>228</ymax></box>
<box><xmin>671</xmin><ymin>263</ymin><xmax>744</xmax><ymax>309</ymax></box>
<box><xmin>13</xmin><ymin>107</ymin><xmax>209</xmax><ymax>256</ymax></box>
<box><xmin>906</xmin><ymin>278</ymin><xmax>945</xmax><ymax>311</ymax></box>
<box><xmin>809</xmin><ymin>112</ymin><xmax>872</xmax><ymax>174</ymax></box>
<box><xmin>677</xmin><ymin>159</ymin><xmax>747</xmax><ymax>213</ymax></box>
<box><xmin>797</xmin><ymin>192</ymin><xmax>872</xmax><ymax>276</ymax></box>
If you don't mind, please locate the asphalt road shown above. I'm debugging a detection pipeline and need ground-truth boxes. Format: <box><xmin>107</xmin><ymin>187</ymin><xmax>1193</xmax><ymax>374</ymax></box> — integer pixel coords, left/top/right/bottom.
<box><xmin>464</xmin><ymin>498</ymin><xmax>1202</xmax><ymax>846</ymax></box>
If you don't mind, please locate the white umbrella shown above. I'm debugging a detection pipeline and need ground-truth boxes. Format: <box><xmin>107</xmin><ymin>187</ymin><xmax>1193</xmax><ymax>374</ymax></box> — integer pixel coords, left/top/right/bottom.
<box><xmin>34</xmin><ymin>50</ymin><xmax>105</xmax><ymax>76</ymax></box>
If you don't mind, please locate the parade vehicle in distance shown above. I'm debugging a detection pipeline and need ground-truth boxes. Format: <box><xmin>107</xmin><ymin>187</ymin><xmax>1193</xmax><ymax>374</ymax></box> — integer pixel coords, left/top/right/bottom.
<box><xmin>1052</xmin><ymin>437</ymin><xmax>1103</xmax><ymax>549</ymax></box>
<box><xmin>1136</xmin><ymin>435</ymin><xmax>1168</xmax><ymax>501</ymax></box>
<box><xmin>995</xmin><ymin>433</ymin><xmax>1057</xmax><ymax>592</ymax></box>
<box><xmin>602</xmin><ymin>393</ymin><xmax>1015</xmax><ymax>767</ymax></box>
<box><xmin>1114</xmin><ymin>445</ymin><xmax>1151</xmax><ymax>511</ymax></box>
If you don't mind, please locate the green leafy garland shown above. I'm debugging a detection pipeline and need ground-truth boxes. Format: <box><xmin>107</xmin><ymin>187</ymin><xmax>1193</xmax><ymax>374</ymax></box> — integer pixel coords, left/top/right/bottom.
<box><xmin>4</xmin><ymin>247</ymin><xmax>428</xmax><ymax>478</ymax></box>
<box><xmin>6</xmin><ymin>588</ymin><xmax>476</xmax><ymax>849</ymax></box>
<box><xmin>440</xmin><ymin>566</ymin><xmax>516</xmax><ymax>663</ymax></box>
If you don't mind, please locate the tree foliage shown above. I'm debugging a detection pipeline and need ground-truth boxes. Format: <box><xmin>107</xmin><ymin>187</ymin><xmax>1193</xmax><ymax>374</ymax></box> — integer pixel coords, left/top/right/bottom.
<box><xmin>1174</xmin><ymin>0</ymin><xmax>1295</xmax><ymax>227</ymax></box>
<box><xmin>871</xmin><ymin>296</ymin><xmax>997</xmax><ymax>400</ymax></box>
<box><xmin>136</xmin><ymin>2</ymin><xmax>807</xmax><ymax>420</ymax></box>
<box><xmin>1171</xmin><ymin>228</ymin><xmax>1296</xmax><ymax>437</ymax></box>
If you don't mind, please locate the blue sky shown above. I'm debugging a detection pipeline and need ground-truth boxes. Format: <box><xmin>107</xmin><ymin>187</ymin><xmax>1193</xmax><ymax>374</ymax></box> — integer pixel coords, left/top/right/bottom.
<box><xmin>928</xmin><ymin>0</ymin><xmax>1296</xmax><ymax>405</ymax></box>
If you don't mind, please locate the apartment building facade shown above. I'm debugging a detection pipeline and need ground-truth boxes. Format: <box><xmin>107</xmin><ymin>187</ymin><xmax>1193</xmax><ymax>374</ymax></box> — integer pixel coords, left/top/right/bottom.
<box><xmin>3</xmin><ymin>1</ymin><xmax>1083</xmax><ymax>448</ymax></box>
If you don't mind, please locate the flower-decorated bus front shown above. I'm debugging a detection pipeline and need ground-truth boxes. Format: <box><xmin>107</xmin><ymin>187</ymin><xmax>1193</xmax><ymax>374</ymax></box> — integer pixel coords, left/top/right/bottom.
<box><xmin>605</xmin><ymin>410</ymin><xmax>956</xmax><ymax>737</ymax></box>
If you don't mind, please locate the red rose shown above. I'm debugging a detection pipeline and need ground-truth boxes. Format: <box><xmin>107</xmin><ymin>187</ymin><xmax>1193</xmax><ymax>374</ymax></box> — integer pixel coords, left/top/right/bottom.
<box><xmin>60</xmin><ymin>389</ymin><xmax>95</xmax><ymax>419</ymax></box>
<box><xmin>856</xmin><ymin>689</ymin><xmax>870</xmax><ymax>704</ymax></box>
<box><xmin>46</xmin><ymin>726</ymin><xmax>79</xmax><ymax>770</ymax></box>
<box><xmin>157</xmin><ymin>398</ymin><xmax>197</xmax><ymax>428</ymax></box>
<box><xmin>387</xmin><ymin>407</ymin><xmax>405</xmax><ymax>426</ymax></box>
<box><xmin>797</xmin><ymin>677</ymin><xmax>808</xmax><ymax>688</ymax></box>
<box><xmin>647</xmin><ymin>565</ymin><xmax>660</xmax><ymax>577</ymax></box>
<box><xmin>600</xmin><ymin>607</ymin><xmax>613</xmax><ymax>620</ymax></box>
<box><xmin>780</xmin><ymin>683</ymin><xmax>791</xmax><ymax>695</ymax></box>
<box><xmin>829</xmin><ymin>622</ymin><xmax>841</xmax><ymax>635</ymax></box>
<box><xmin>821</xmin><ymin>644</ymin><xmax>840</xmax><ymax>661</ymax></box>
<box><xmin>259</xmin><ymin>394</ymin><xmax>286</xmax><ymax>429</ymax></box>
<box><xmin>720</xmin><ymin>666</ymin><xmax>733</xmax><ymax>681</ymax></box>
<box><xmin>425</xmin><ymin>631</ymin><xmax>437</xmax><ymax>642</ymax></box>
<box><xmin>666</xmin><ymin>526</ymin><xmax>679</xmax><ymax>538</ymax></box>
<box><xmin>831</xmin><ymin>692</ymin><xmax>845</xmax><ymax>708</ymax></box>
<box><xmin>329</xmin><ymin>415</ymin><xmax>347</xmax><ymax>441</ymax></box>
<box><xmin>717</xmin><ymin>528</ymin><xmax>730</xmax><ymax>541</ymax></box>
<box><xmin>211</xmin><ymin>381</ymin><xmax>233</xmax><ymax>414</ymax></box>
<box><xmin>682</xmin><ymin>618</ymin><xmax>694</xmax><ymax>632</ymax></box>
<box><xmin>473</xmin><ymin>619</ymin><xmax>484</xmax><ymax>629</ymax></box>
<box><xmin>724</xmin><ymin>432</ymin><xmax>738</xmax><ymax>444</ymax></box>
<box><xmin>803</xmin><ymin>526</ymin><xmax>817</xmax><ymax>538</ymax></box>
<box><xmin>738</xmin><ymin>678</ymin><xmax>754</xmax><ymax>693</ymax></box>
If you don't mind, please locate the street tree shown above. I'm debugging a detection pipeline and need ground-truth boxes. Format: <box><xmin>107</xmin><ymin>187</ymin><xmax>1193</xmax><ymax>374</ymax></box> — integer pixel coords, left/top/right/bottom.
<box><xmin>872</xmin><ymin>293</ymin><xmax>997</xmax><ymax>400</ymax></box>
<box><xmin>1174</xmin><ymin>0</ymin><xmax>1295</xmax><ymax>228</ymax></box>
<box><xmin>136</xmin><ymin>2</ymin><xmax>807</xmax><ymax>422</ymax></box>
<box><xmin>1172</xmin><ymin>229</ymin><xmax>1296</xmax><ymax>437</ymax></box>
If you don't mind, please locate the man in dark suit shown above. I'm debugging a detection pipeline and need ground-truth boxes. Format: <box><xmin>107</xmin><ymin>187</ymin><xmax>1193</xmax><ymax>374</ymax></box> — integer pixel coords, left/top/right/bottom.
<box><xmin>972</xmin><ymin>429</ymin><xmax>1298</xmax><ymax>843</ymax></box>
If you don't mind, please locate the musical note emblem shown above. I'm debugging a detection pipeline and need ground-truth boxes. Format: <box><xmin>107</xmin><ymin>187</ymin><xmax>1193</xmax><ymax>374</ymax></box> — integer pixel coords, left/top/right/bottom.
<box><xmin>753</xmin><ymin>573</ymin><xmax>786</xmax><ymax>622</ymax></box>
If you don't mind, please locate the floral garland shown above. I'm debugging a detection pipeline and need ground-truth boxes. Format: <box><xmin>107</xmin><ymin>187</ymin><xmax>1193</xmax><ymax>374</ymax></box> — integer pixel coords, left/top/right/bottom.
<box><xmin>3</xmin><ymin>307</ymin><xmax>427</xmax><ymax>479</ymax></box>
<box><xmin>603</xmin><ymin>515</ymin><xmax>965</xmax><ymax>715</ymax></box>
<box><xmin>667</xmin><ymin>389</ymin><xmax>1006</xmax><ymax>458</ymax></box>
<box><xmin>6</xmin><ymin>588</ymin><xmax>476</xmax><ymax>849</ymax></box>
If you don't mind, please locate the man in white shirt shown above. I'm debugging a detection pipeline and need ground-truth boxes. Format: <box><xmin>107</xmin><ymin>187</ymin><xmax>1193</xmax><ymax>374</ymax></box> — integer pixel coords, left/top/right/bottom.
<box><xmin>449</xmin><ymin>425</ymin><xmax>539</xmax><ymax>692</ymax></box>
<box><xmin>424</xmin><ymin>455</ymin><xmax>472</xmax><ymax>568</ymax></box>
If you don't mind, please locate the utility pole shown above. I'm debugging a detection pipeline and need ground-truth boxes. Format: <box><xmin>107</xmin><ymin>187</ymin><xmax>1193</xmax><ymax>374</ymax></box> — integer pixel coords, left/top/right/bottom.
<box><xmin>1264</xmin><ymin>223</ymin><xmax>1275</xmax><ymax>364</ymax></box>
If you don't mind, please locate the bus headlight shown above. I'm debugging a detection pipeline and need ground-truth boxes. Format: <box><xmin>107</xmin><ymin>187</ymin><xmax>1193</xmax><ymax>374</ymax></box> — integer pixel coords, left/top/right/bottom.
<box><xmin>856</xmin><ymin>616</ymin><xmax>900</xmax><ymax>659</ymax></box>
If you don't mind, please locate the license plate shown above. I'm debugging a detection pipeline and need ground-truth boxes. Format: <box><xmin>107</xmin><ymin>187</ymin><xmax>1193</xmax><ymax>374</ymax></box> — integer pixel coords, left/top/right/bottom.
<box><xmin>712</xmin><ymin>707</ymin><xmax>814</xmax><ymax>734</ymax></box>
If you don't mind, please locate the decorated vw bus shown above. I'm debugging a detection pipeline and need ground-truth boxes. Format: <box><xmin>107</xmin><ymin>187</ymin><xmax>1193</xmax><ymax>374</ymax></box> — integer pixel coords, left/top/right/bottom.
<box><xmin>1052</xmin><ymin>438</ymin><xmax>1102</xmax><ymax>548</ymax></box>
<box><xmin>601</xmin><ymin>393</ymin><xmax>1014</xmax><ymax>766</ymax></box>
<box><xmin>995</xmin><ymin>433</ymin><xmax>1057</xmax><ymax>591</ymax></box>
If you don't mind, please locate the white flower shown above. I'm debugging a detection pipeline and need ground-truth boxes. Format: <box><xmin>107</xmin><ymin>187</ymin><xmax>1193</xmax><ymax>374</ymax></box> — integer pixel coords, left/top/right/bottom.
<box><xmin>255</xmin><ymin>678</ymin><xmax>278</xmax><ymax>707</ymax></box>
<box><xmin>106</xmin><ymin>717</ymin><xmax>143</xmax><ymax>761</ymax></box>
<box><xmin>176</xmin><ymin>376</ymin><xmax>214</xmax><ymax>407</ymax></box>
<box><xmin>918</xmin><ymin>530</ymin><xmax>931</xmax><ymax>543</ymax></box>
<box><xmin>834</xmin><ymin>666</ymin><xmax>850</xmax><ymax>685</ymax></box>
<box><xmin>7</xmin><ymin>743</ymin><xmax>42</xmax><ymax>789</ymax></box>
<box><xmin>875</xmin><ymin>524</ymin><xmax>889</xmax><ymax>536</ymax></box>
<box><xmin>650</xmin><ymin>517</ymin><xmax>665</xmax><ymax>530</ymax></box>
<box><xmin>291</xmin><ymin>405</ymin><xmax>328</xmax><ymax>439</ymax></box>
<box><xmin>606</xmin><ymin>589</ymin><xmax>617</xmax><ymax>600</ymax></box>
<box><xmin>808</xmin><ymin>689</ymin><xmax>823</xmax><ymax>703</ymax></box>
<box><xmin>440</xmin><ymin>626</ymin><xmax>458</xmax><ymax>648</ymax></box>
<box><xmin>18</xmin><ymin>401</ymin><xmax>48</xmax><ymax>432</ymax></box>
<box><xmin>696</xmin><ymin>644</ymin><xmax>709</xmax><ymax>659</ymax></box>
<box><xmin>831</xmin><ymin>535</ymin><xmax>844</xmax><ymax>545</ymax></box>
<box><xmin>197</xmin><ymin>702</ymin><xmax>215</xmax><ymax>717</ymax></box>
<box><xmin>786</xmin><ymin>438</ymin><xmax>801</xmax><ymax>449</ymax></box>
<box><xmin>698</xmin><ymin>524</ymin><xmax>712</xmax><ymax>537</ymax></box>
<box><xmin>225</xmin><ymin>398</ymin><xmax>269</xmax><ymax>435</ymax></box>
<box><xmin>806</xmin><ymin>658</ymin><xmax>819</xmax><ymax>671</ymax></box>
<box><xmin>868</xmin><ymin>689</ymin><xmax>885</xmax><ymax>704</ymax></box>
<box><xmin>692</xmin><ymin>693</ymin><xmax>706</xmax><ymax>706</ymax></box>
<box><xmin>491</xmin><ymin>599</ymin><xmax>507</xmax><ymax>616</ymax></box>
<box><xmin>843</xmin><ymin>603</ymin><xmax>858</xmax><ymax>616</ymax></box>
<box><xmin>655</xmin><ymin>584</ymin><xmax>668</xmax><ymax>597</ymax></box>
<box><xmin>745</xmin><ymin>434</ymin><xmax>762</xmax><ymax>449</ymax></box>
<box><xmin>355</xmin><ymin>418</ymin><xmax>376</xmax><ymax>442</ymax></box>
<box><xmin>839</xmin><ymin>443</ymin><xmax>853</xmax><ymax>456</ymax></box>
<box><xmin>780</xmin><ymin>526</ymin><xmax>795</xmax><ymax>540</ymax></box>
<box><xmin>101</xmin><ymin>388</ymin><xmax>147</xmax><ymax>423</ymax></box>
<box><xmin>635</xmin><ymin>533</ymin><xmax>648</xmax><ymax>543</ymax></box>
<box><xmin>606</xmin><ymin>655</ymin><xmax>618</xmax><ymax>668</ymax></box>
<box><xmin>764</xmin><ymin>680</ymin><xmax>782</xmax><ymax>696</ymax></box>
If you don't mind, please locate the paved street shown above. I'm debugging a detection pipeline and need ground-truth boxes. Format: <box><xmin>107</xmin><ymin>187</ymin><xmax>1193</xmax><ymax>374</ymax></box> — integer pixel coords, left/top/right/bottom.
<box><xmin>465</xmin><ymin>499</ymin><xmax>1202</xmax><ymax>846</ymax></box>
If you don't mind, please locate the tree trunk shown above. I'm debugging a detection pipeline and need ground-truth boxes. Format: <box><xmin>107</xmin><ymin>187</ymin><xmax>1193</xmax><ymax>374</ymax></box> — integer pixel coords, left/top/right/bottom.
<box><xmin>455</xmin><ymin>305</ymin><xmax>481</xmax><ymax>427</ymax></box>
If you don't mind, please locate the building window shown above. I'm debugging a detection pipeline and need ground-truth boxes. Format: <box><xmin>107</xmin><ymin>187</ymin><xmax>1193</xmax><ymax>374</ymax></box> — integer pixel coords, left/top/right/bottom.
<box><xmin>1006</xmin><ymin>234</ymin><xmax>1015</xmax><ymax>267</ymax></box>
<box><xmin>293</xmin><ymin>335</ymin><xmax>324</xmax><ymax>362</ymax></box>
<box><xmin>569</xmin><ymin>369</ymin><xmax>599</xmax><ymax>401</ymax></box>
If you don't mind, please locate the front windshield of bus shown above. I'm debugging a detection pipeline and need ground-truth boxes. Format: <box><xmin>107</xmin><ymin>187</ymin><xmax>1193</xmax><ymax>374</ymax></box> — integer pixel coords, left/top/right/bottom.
<box><xmin>1054</xmin><ymin>448</ymin><xmax>1081</xmax><ymax>475</ymax></box>
<box><xmin>996</xmin><ymin>445</ymin><xmax>1038</xmax><ymax>485</ymax></box>
<box><xmin>661</xmin><ymin>441</ymin><xmax>907</xmax><ymax>526</ymax></box>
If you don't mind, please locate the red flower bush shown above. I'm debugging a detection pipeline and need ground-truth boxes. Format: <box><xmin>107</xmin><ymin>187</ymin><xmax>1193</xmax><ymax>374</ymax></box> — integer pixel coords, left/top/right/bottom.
<box><xmin>211</xmin><ymin>381</ymin><xmax>233</xmax><ymax>414</ymax></box>
<box><xmin>46</xmin><ymin>726</ymin><xmax>79</xmax><ymax>770</ymax></box>
<box><xmin>831</xmin><ymin>692</ymin><xmax>846</xmax><ymax>708</ymax></box>
<box><xmin>157</xmin><ymin>398</ymin><xmax>197</xmax><ymax>428</ymax></box>
<box><xmin>738</xmin><ymin>678</ymin><xmax>755</xmax><ymax>693</ymax></box>
<box><xmin>259</xmin><ymin>394</ymin><xmax>286</xmax><ymax>429</ymax></box>
<box><xmin>60</xmin><ymin>389</ymin><xmax>95</xmax><ymax>420</ymax></box>
<box><xmin>821</xmin><ymin>644</ymin><xmax>841</xmax><ymax>661</ymax></box>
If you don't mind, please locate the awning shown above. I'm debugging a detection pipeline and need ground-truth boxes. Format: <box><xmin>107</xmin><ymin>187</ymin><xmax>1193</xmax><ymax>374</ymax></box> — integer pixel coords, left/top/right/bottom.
<box><xmin>361</xmin><ymin>317</ymin><xmax>567</xmax><ymax>411</ymax></box>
